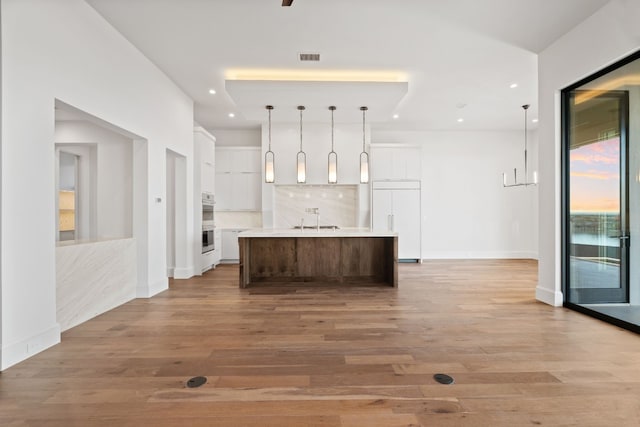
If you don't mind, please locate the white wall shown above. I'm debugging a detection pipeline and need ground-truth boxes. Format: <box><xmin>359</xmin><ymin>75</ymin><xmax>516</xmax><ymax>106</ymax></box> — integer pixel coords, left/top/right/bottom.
<box><xmin>374</xmin><ymin>130</ymin><xmax>539</xmax><ymax>259</ymax></box>
<box><xmin>537</xmin><ymin>0</ymin><xmax>640</xmax><ymax>306</ymax></box>
<box><xmin>1</xmin><ymin>0</ymin><xmax>194</xmax><ymax>369</ymax></box>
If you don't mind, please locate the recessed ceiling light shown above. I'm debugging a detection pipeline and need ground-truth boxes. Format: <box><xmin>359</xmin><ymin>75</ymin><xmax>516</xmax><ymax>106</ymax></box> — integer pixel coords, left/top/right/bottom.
<box><xmin>532</xmin><ymin>118</ymin><xmax>539</xmax><ymax>123</ymax></box>
<box><xmin>510</xmin><ymin>83</ymin><xmax>518</xmax><ymax>89</ymax></box>
<box><xmin>457</xmin><ymin>118</ymin><xmax>464</xmax><ymax>123</ymax></box>
<box><xmin>208</xmin><ymin>89</ymin><xmax>216</xmax><ymax>95</ymax></box>
<box><xmin>228</xmin><ymin>113</ymin><xmax>235</xmax><ymax>118</ymax></box>
<box><xmin>393</xmin><ymin>114</ymin><xmax>399</xmax><ymax>119</ymax></box>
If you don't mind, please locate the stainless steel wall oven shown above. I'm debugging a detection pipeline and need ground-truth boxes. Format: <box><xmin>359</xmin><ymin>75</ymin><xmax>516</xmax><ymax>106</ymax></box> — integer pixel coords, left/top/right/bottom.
<box><xmin>202</xmin><ymin>193</ymin><xmax>215</xmax><ymax>253</ymax></box>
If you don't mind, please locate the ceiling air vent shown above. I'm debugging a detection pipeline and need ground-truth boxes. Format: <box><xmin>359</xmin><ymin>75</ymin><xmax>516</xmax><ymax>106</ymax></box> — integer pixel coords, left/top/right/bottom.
<box><xmin>299</xmin><ymin>53</ymin><xmax>320</xmax><ymax>62</ymax></box>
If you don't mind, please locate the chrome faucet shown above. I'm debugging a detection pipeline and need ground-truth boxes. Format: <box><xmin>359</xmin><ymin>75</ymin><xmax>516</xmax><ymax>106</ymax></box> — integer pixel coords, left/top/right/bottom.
<box><xmin>305</xmin><ymin>207</ymin><xmax>320</xmax><ymax>230</ymax></box>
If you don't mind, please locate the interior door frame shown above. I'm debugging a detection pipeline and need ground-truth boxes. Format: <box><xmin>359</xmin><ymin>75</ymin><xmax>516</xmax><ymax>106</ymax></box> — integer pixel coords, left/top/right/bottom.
<box><xmin>562</xmin><ymin>88</ymin><xmax>630</xmax><ymax>304</ymax></box>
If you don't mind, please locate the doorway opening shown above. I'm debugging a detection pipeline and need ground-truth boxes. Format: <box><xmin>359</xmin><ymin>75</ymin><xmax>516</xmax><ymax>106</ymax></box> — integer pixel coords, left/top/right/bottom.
<box><xmin>562</xmin><ymin>50</ymin><xmax>640</xmax><ymax>332</ymax></box>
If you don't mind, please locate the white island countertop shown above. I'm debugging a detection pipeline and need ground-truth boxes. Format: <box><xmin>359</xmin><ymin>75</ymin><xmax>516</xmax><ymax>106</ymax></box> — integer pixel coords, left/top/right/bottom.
<box><xmin>238</xmin><ymin>228</ymin><xmax>398</xmax><ymax>238</ymax></box>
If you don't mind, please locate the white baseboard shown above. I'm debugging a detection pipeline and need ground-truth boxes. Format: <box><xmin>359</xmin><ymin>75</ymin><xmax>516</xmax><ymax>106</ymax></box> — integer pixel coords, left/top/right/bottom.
<box><xmin>536</xmin><ymin>286</ymin><xmax>564</xmax><ymax>307</ymax></box>
<box><xmin>1</xmin><ymin>324</ymin><xmax>61</xmax><ymax>371</ymax></box>
<box><xmin>172</xmin><ymin>266</ymin><xmax>194</xmax><ymax>279</ymax></box>
<box><xmin>136</xmin><ymin>278</ymin><xmax>168</xmax><ymax>298</ymax></box>
<box><xmin>421</xmin><ymin>251</ymin><xmax>538</xmax><ymax>259</ymax></box>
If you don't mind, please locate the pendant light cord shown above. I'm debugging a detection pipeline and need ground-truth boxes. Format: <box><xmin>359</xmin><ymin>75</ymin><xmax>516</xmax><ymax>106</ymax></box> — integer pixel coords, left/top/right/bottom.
<box><xmin>268</xmin><ymin>107</ymin><xmax>272</xmax><ymax>151</ymax></box>
<box><xmin>523</xmin><ymin>104</ymin><xmax>529</xmax><ymax>183</ymax></box>
<box><xmin>299</xmin><ymin>107</ymin><xmax>303</xmax><ymax>152</ymax></box>
<box><xmin>331</xmin><ymin>108</ymin><xmax>335</xmax><ymax>151</ymax></box>
<box><xmin>361</xmin><ymin>107</ymin><xmax>367</xmax><ymax>152</ymax></box>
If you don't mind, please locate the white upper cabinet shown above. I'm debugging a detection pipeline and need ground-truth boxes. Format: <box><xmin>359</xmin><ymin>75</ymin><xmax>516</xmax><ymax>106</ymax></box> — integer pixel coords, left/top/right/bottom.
<box><xmin>216</xmin><ymin>148</ymin><xmax>260</xmax><ymax>173</ymax></box>
<box><xmin>215</xmin><ymin>147</ymin><xmax>261</xmax><ymax>211</ymax></box>
<box><xmin>371</xmin><ymin>145</ymin><xmax>421</xmax><ymax>181</ymax></box>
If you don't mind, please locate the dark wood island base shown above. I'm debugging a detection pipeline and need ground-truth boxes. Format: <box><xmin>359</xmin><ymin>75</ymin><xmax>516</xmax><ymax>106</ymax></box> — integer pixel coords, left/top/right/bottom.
<box><xmin>238</xmin><ymin>234</ymin><xmax>398</xmax><ymax>288</ymax></box>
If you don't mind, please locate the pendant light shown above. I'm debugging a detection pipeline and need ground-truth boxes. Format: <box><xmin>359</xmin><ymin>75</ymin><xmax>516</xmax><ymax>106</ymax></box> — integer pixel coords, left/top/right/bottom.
<box><xmin>359</xmin><ymin>106</ymin><xmax>369</xmax><ymax>183</ymax></box>
<box><xmin>328</xmin><ymin>106</ymin><xmax>338</xmax><ymax>184</ymax></box>
<box><xmin>297</xmin><ymin>105</ymin><xmax>306</xmax><ymax>184</ymax></box>
<box><xmin>503</xmin><ymin>104</ymin><xmax>537</xmax><ymax>187</ymax></box>
<box><xmin>264</xmin><ymin>105</ymin><xmax>275</xmax><ymax>183</ymax></box>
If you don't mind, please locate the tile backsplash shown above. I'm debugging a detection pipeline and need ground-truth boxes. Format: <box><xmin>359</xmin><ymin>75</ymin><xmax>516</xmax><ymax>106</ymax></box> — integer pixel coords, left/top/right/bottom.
<box><xmin>274</xmin><ymin>185</ymin><xmax>358</xmax><ymax>228</ymax></box>
<box><xmin>216</xmin><ymin>211</ymin><xmax>262</xmax><ymax>228</ymax></box>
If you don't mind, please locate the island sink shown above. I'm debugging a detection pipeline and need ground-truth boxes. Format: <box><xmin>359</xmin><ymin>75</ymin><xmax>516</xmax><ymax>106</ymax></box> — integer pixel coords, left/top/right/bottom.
<box><xmin>292</xmin><ymin>225</ymin><xmax>340</xmax><ymax>230</ymax></box>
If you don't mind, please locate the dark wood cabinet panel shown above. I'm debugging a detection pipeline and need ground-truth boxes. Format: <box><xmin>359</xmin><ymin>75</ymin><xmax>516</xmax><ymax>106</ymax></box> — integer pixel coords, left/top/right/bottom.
<box><xmin>239</xmin><ymin>236</ymin><xmax>397</xmax><ymax>287</ymax></box>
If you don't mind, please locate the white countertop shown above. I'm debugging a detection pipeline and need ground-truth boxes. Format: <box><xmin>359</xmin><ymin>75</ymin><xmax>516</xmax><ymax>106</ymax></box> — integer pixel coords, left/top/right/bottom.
<box><xmin>238</xmin><ymin>228</ymin><xmax>397</xmax><ymax>238</ymax></box>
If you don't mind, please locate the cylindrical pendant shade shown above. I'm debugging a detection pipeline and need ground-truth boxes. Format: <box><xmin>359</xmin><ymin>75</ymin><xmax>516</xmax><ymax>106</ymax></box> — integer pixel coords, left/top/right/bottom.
<box><xmin>265</xmin><ymin>105</ymin><xmax>275</xmax><ymax>183</ymax></box>
<box><xmin>327</xmin><ymin>106</ymin><xmax>338</xmax><ymax>184</ymax></box>
<box><xmin>265</xmin><ymin>150</ymin><xmax>275</xmax><ymax>183</ymax></box>
<box><xmin>297</xmin><ymin>151</ymin><xmax>306</xmax><ymax>183</ymax></box>
<box><xmin>360</xmin><ymin>151</ymin><xmax>369</xmax><ymax>183</ymax></box>
<box><xmin>296</xmin><ymin>105</ymin><xmax>306</xmax><ymax>184</ymax></box>
<box><xmin>359</xmin><ymin>106</ymin><xmax>369</xmax><ymax>184</ymax></box>
<box><xmin>328</xmin><ymin>151</ymin><xmax>338</xmax><ymax>184</ymax></box>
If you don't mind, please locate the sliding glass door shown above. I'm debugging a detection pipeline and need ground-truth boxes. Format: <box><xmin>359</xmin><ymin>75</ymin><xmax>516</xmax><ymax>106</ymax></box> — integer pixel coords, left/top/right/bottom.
<box><xmin>564</xmin><ymin>90</ymin><xmax>629</xmax><ymax>304</ymax></box>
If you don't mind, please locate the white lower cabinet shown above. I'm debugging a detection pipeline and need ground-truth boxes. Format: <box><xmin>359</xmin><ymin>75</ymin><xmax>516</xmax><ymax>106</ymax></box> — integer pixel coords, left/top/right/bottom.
<box><xmin>214</xmin><ymin>228</ymin><xmax>222</xmax><ymax>265</ymax></box>
<box><xmin>221</xmin><ymin>229</ymin><xmax>244</xmax><ymax>262</ymax></box>
<box><xmin>372</xmin><ymin>181</ymin><xmax>421</xmax><ymax>260</ymax></box>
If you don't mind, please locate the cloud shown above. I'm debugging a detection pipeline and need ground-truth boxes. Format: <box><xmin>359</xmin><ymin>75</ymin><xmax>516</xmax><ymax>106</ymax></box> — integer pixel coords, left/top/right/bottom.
<box><xmin>570</xmin><ymin>152</ymin><xmax>618</xmax><ymax>165</ymax></box>
<box><xmin>570</xmin><ymin>170</ymin><xmax>618</xmax><ymax>180</ymax></box>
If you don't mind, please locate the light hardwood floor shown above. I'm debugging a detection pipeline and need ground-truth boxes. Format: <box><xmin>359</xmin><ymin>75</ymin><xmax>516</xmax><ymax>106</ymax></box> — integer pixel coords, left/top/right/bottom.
<box><xmin>2</xmin><ymin>260</ymin><xmax>640</xmax><ymax>426</ymax></box>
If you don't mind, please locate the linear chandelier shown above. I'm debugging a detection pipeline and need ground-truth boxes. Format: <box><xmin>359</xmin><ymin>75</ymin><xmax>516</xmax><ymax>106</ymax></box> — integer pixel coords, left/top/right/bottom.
<box><xmin>503</xmin><ymin>104</ymin><xmax>537</xmax><ymax>187</ymax></box>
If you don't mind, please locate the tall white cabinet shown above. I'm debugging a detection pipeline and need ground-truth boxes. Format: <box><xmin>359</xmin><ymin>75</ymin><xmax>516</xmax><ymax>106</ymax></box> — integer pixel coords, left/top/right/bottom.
<box><xmin>372</xmin><ymin>181</ymin><xmax>421</xmax><ymax>261</ymax></box>
<box><xmin>194</xmin><ymin>127</ymin><xmax>221</xmax><ymax>273</ymax></box>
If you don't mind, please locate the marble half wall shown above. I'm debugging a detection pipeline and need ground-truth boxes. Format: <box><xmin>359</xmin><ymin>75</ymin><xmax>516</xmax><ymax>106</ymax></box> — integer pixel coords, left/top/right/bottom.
<box><xmin>56</xmin><ymin>238</ymin><xmax>137</xmax><ymax>331</ymax></box>
<box><xmin>274</xmin><ymin>185</ymin><xmax>358</xmax><ymax>228</ymax></box>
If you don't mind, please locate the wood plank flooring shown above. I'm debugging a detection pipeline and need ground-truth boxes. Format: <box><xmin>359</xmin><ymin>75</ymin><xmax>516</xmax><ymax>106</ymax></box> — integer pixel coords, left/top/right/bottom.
<box><xmin>2</xmin><ymin>259</ymin><xmax>640</xmax><ymax>426</ymax></box>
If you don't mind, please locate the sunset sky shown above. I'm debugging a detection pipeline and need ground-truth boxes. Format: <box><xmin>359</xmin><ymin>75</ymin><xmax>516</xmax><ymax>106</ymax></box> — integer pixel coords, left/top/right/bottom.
<box><xmin>570</xmin><ymin>137</ymin><xmax>620</xmax><ymax>213</ymax></box>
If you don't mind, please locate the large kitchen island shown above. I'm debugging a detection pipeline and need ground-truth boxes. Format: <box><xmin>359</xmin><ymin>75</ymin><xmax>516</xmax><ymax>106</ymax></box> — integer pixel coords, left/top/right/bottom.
<box><xmin>238</xmin><ymin>228</ymin><xmax>398</xmax><ymax>288</ymax></box>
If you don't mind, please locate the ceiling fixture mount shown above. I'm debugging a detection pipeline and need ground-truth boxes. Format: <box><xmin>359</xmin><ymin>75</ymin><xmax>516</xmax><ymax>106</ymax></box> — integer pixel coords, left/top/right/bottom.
<box><xmin>282</xmin><ymin>0</ymin><xmax>294</xmax><ymax>6</ymax></box>
<box><xmin>297</xmin><ymin>106</ymin><xmax>306</xmax><ymax>184</ymax></box>
<box><xmin>503</xmin><ymin>104</ymin><xmax>538</xmax><ymax>187</ymax></box>
<box><xmin>328</xmin><ymin>106</ymin><xmax>337</xmax><ymax>184</ymax></box>
<box><xmin>265</xmin><ymin>105</ymin><xmax>275</xmax><ymax>183</ymax></box>
<box><xmin>359</xmin><ymin>106</ymin><xmax>369</xmax><ymax>184</ymax></box>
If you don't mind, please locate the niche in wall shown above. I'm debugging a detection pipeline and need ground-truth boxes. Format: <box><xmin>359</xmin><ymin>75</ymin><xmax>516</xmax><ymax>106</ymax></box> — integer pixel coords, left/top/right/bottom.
<box><xmin>57</xmin><ymin>151</ymin><xmax>79</xmax><ymax>241</ymax></box>
<box><xmin>55</xmin><ymin>103</ymin><xmax>134</xmax><ymax>241</ymax></box>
